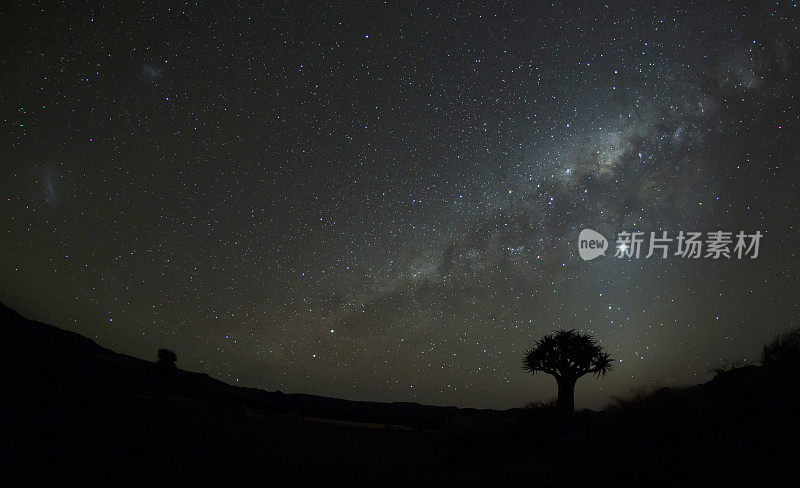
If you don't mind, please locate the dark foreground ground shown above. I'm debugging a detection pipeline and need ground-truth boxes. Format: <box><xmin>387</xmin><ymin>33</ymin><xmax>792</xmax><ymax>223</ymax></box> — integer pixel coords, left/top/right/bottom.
<box><xmin>3</xmin><ymin>302</ymin><xmax>799</xmax><ymax>487</ymax></box>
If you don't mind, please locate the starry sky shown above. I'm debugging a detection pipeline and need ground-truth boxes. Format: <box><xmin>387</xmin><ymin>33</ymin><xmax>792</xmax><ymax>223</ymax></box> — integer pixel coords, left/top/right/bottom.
<box><xmin>2</xmin><ymin>1</ymin><xmax>799</xmax><ymax>409</ymax></box>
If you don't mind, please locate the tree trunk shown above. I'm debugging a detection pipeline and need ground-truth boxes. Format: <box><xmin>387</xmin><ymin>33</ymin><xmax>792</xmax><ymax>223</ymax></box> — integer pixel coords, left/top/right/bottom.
<box><xmin>556</xmin><ymin>376</ymin><xmax>577</xmax><ymax>414</ymax></box>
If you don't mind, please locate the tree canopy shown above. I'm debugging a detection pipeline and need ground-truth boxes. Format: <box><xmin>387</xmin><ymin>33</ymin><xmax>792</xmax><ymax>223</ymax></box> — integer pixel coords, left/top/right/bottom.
<box><xmin>523</xmin><ymin>329</ymin><xmax>613</xmax><ymax>380</ymax></box>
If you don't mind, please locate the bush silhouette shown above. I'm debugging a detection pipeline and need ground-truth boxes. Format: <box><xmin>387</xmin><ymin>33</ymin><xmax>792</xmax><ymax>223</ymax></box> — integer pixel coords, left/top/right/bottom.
<box><xmin>157</xmin><ymin>348</ymin><xmax>177</xmax><ymax>368</ymax></box>
<box><xmin>523</xmin><ymin>329</ymin><xmax>613</xmax><ymax>414</ymax></box>
<box><xmin>761</xmin><ymin>327</ymin><xmax>800</xmax><ymax>368</ymax></box>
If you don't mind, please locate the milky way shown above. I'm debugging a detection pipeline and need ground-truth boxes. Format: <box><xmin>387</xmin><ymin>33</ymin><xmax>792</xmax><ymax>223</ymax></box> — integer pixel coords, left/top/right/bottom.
<box><xmin>2</xmin><ymin>1</ymin><xmax>799</xmax><ymax>408</ymax></box>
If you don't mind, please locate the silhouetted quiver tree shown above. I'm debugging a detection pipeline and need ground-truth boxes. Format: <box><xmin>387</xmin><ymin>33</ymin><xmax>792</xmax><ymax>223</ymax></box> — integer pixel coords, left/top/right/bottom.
<box><xmin>523</xmin><ymin>329</ymin><xmax>613</xmax><ymax>414</ymax></box>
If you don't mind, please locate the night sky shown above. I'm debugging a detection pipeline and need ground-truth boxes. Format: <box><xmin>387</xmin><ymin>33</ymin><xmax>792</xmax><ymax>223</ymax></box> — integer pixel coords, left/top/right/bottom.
<box><xmin>2</xmin><ymin>1</ymin><xmax>799</xmax><ymax>409</ymax></box>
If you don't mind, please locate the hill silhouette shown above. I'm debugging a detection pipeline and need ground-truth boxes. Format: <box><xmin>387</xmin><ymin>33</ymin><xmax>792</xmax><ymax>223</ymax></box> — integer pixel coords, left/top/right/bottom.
<box><xmin>2</xmin><ymin>301</ymin><xmax>500</xmax><ymax>429</ymax></box>
<box><xmin>3</xmin><ymin>301</ymin><xmax>799</xmax><ymax>487</ymax></box>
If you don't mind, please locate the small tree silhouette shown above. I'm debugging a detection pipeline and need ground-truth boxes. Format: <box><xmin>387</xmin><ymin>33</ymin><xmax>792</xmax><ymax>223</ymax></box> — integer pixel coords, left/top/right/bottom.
<box><xmin>157</xmin><ymin>348</ymin><xmax>177</xmax><ymax>368</ymax></box>
<box><xmin>761</xmin><ymin>327</ymin><xmax>800</xmax><ymax>368</ymax></box>
<box><xmin>523</xmin><ymin>329</ymin><xmax>613</xmax><ymax>414</ymax></box>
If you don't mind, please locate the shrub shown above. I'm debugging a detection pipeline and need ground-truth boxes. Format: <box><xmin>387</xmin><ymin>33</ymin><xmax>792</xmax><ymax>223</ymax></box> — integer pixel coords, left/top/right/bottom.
<box><xmin>761</xmin><ymin>328</ymin><xmax>800</xmax><ymax>368</ymax></box>
<box><xmin>157</xmin><ymin>348</ymin><xmax>177</xmax><ymax>367</ymax></box>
